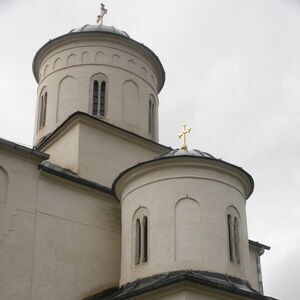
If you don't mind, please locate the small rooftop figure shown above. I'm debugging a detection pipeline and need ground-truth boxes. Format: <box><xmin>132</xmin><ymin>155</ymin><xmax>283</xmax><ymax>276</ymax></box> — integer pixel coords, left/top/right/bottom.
<box><xmin>97</xmin><ymin>3</ymin><xmax>108</xmax><ymax>25</ymax></box>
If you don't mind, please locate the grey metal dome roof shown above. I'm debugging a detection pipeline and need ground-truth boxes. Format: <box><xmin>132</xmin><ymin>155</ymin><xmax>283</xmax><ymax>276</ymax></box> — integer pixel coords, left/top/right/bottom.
<box><xmin>69</xmin><ymin>24</ymin><xmax>130</xmax><ymax>38</ymax></box>
<box><xmin>156</xmin><ymin>148</ymin><xmax>216</xmax><ymax>159</ymax></box>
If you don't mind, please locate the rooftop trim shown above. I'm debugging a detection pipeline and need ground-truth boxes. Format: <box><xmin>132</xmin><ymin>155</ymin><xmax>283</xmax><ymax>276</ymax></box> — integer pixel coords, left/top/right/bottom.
<box><xmin>113</xmin><ymin>152</ymin><xmax>254</xmax><ymax>200</ymax></box>
<box><xmin>83</xmin><ymin>269</ymin><xmax>277</xmax><ymax>300</ymax></box>
<box><xmin>0</xmin><ymin>137</ymin><xmax>49</xmax><ymax>160</ymax></box>
<box><xmin>39</xmin><ymin>161</ymin><xmax>113</xmax><ymax>195</ymax></box>
<box><xmin>249</xmin><ymin>240</ymin><xmax>271</xmax><ymax>251</ymax></box>
<box><xmin>34</xmin><ymin>111</ymin><xmax>171</xmax><ymax>152</ymax></box>
<box><xmin>32</xmin><ymin>30</ymin><xmax>165</xmax><ymax>92</ymax></box>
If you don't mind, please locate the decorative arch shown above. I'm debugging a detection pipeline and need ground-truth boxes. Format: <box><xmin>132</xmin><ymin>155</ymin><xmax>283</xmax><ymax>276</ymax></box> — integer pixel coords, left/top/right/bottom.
<box><xmin>90</xmin><ymin>73</ymin><xmax>108</xmax><ymax>117</ymax></box>
<box><xmin>122</xmin><ymin>79</ymin><xmax>139</xmax><ymax>127</ymax></box>
<box><xmin>53</xmin><ymin>58</ymin><xmax>63</xmax><ymax>70</ymax></box>
<box><xmin>226</xmin><ymin>206</ymin><xmax>241</xmax><ymax>263</ymax></box>
<box><xmin>95</xmin><ymin>51</ymin><xmax>104</xmax><ymax>62</ymax></box>
<box><xmin>0</xmin><ymin>166</ymin><xmax>8</xmax><ymax>203</ymax></box>
<box><xmin>132</xmin><ymin>207</ymin><xmax>149</xmax><ymax>265</ymax></box>
<box><xmin>127</xmin><ymin>59</ymin><xmax>136</xmax><ymax>71</ymax></box>
<box><xmin>175</xmin><ymin>197</ymin><xmax>201</xmax><ymax>261</ymax></box>
<box><xmin>66</xmin><ymin>53</ymin><xmax>76</xmax><ymax>66</ymax></box>
<box><xmin>56</xmin><ymin>76</ymin><xmax>76</xmax><ymax>122</ymax></box>
<box><xmin>81</xmin><ymin>51</ymin><xmax>89</xmax><ymax>63</ymax></box>
<box><xmin>43</xmin><ymin>64</ymin><xmax>50</xmax><ymax>77</ymax></box>
<box><xmin>150</xmin><ymin>74</ymin><xmax>155</xmax><ymax>85</ymax></box>
<box><xmin>140</xmin><ymin>66</ymin><xmax>147</xmax><ymax>77</ymax></box>
<box><xmin>112</xmin><ymin>54</ymin><xmax>121</xmax><ymax>66</ymax></box>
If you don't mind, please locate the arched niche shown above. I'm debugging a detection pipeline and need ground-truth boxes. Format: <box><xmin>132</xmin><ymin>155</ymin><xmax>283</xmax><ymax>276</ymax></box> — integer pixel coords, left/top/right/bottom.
<box><xmin>43</xmin><ymin>64</ymin><xmax>50</xmax><ymax>77</ymax></box>
<box><xmin>175</xmin><ymin>197</ymin><xmax>201</xmax><ymax>261</ymax></box>
<box><xmin>112</xmin><ymin>54</ymin><xmax>121</xmax><ymax>66</ymax></box>
<box><xmin>122</xmin><ymin>80</ymin><xmax>139</xmax><ymax>127</ymax></box>
<box><xmin>127</xmin><ymin>59</ymin><xmax>136</xmax><ymax>71</ymax></box>
<box><xmin>95</xmin><ymin>51</ymin><xmax>104</xmax><ymax>63</ymax></box>
<box><xmin>81</xmin><ymin>51</ymin><xmax>89</xmax><ymax>63</ymax></box>
<box><xmin>56</xmin><ymin>76</ymin><xmax>76</xmax><ymax>122</ymax></box>
<box><xmin>53</xmin><ymin>58</ymin><xmax>63</xmax><ymax>70</ymax></box>
<box><xmin>66</xmin><ymin>53</ymin><xmax>76</xmax><ymax>66</ymax></box>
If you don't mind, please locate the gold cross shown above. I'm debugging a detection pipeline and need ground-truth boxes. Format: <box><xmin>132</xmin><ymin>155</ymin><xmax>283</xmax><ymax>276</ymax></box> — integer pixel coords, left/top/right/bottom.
<box><xmin>178</xmin><ymin>124</ymin><xmax>191</xmax><ymax>150</ymax></box>
<box><xmin>97</xmin><ymin>3</ymin><xmax>108</xmax><ymax>25</ymax></box>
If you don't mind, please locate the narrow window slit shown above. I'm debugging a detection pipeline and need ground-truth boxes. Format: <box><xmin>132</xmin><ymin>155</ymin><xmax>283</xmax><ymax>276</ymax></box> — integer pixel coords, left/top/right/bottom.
<box><xmin>135</xmin><ymin>218</ymin><xmax>141</xmax><ymax>265</ymax></box>
<box><xmin>100</xmin><ymin>81</ymin><xmax>106</xmax><ymax>116</ymax></box>
<box><xmin>142</xmin><ymin>216</ymin><xmax>148</xmax><ymax>263</ymax></box>
<box><xmin>227</xmin><ymin>214</ymin><xmax>234</xmax><ymax>262</ymax></box>
<box><xmin>92</xmin><ymin>80</ymin><xmax>99</xmax><ymax>116</ymax></box>
<box><xmin>234</xmin><ymin>217</ymin><xmax>240</xmax><ymax>263</ymax></box>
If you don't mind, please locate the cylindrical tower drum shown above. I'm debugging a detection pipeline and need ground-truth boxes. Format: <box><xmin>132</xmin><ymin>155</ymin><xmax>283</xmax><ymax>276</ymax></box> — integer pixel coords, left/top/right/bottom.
<box><xmin>33</xmin><ymin>25</ymin><xmax>165</xmax><ymax>144</ymax></box>
<box><xmin>113</xmin><ymin>149</ymin><xmax>254</xmax><ymax>286</ymax></box>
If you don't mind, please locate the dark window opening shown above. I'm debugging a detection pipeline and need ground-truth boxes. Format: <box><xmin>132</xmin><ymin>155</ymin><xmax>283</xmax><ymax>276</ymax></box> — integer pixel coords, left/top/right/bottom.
<box><xmin>39</xmin><ymin>92</ymin><xmax>47</xmax><ymax>130</ymax></box>
<box><xmin>227</xmin><ymin>214</ymin><xmax>234</xmax><ymax>262</ymax></box>
<box><xmin>142</xmin><ymin>216</ymin><xmax>148</xmax><ymax>263</ymax></box>
<box><xmin>149</xmin><ymin>99</ymin><xmax>155</xmax><ymax>135</ymax></box>
<box><xmin>92</xmin><ymin>80</ymin><xmax>99</xmax><ymax>116</ymax></box>
<box><xmin>135</xmin><ymin>218</ymin><xmax>141</xmax><ymax>265</ymax></box>
<box><xmin>100</xmin><ymin>81</ymin><xmax>106</xmax><ymax>116</ymax></box>
<box><xmin>234</xmin><ymin>217</ymin><xmax>240</xmax><ymax>263</ymax></box>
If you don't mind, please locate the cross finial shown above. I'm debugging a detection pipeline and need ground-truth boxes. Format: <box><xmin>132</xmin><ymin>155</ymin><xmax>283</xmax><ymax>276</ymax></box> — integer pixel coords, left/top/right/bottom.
<box><xmin>97</xmin><ymin>3</ymin><xmax>108</xmax><ymax>25</ymax></box>
<box><xmin>178</xmin><ymin>124</ymin><xmax>191</xmax><ymax>150</ymax></box>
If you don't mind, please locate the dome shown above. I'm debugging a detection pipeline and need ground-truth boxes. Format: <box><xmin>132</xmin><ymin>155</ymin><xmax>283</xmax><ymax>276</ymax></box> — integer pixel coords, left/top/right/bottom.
<box><xmin>155</xmin><ymin>148</ymin><xmax>216</xmax><ymax>159</ymax></box>
<box><xmin>69</xmin><ymin>24</ymin><xmax>130</xmax><ymax>38</ymax></box>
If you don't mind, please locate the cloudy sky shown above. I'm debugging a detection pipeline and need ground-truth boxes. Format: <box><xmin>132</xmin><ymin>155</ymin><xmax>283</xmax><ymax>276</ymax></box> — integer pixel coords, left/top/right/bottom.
<box><xmin>0</xmin><ymin>0</ymin><xmax>299</xmax><ymax>299</ymax></box>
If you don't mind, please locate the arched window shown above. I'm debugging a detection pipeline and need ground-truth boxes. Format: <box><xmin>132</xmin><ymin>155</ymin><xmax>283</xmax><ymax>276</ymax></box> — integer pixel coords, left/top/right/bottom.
<box><xmin>92</xmin><ymin>80</ymin><xmax>99</xmax><ymax>115</ymax></box>
<box><xmin>135</xmin><ymin>218</ymin><xmax>141</xmax><ymax>265</ymax></box>
<box><xmin>90</xmin><ymin>74</ymin><xmax>107</xmax><ymax>117</ymax></box>
<box><xmin>226</xmin><ymin>207</ymin><xmax>241</xmax><ymax>264</ymax></box>
<box><xmin>149</xmin><ymin>95</ymin><xmax>155</xmax><ymax>135</ymax></box>
<box><xmin>100</xmin><ymin>81</ymin><xmax>106</xmax><ymax>116</ymax></box>
<box><xmin>39</xmin><ymin>90</ymin><xmax>47</xmax><ymax>130</ymax></box>
<box><xmin>227</xmin><ymin>214</ymin><xmax>234</xmax><ymax>262</ymax></box>
<box><xmin>234</xmin><ymin>217</ymin><xmax>240</xmax><ymax>263</ymax></box>
<box><xmin>133</xmin><ymin>207</ymin><xmax>149</xmax><ymax>265</ymax></box>
<box><xmin>142</xmin><ymin>216</ymin><xmax>148</xmax><ymax>263</ymax></box>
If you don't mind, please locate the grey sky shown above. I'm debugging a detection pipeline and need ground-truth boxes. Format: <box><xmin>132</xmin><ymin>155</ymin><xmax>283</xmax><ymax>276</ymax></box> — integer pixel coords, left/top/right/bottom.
<box><xmin>0</xmin><ymin>1</ymin><xmax>299</xmax><ymax>299</ymax></box>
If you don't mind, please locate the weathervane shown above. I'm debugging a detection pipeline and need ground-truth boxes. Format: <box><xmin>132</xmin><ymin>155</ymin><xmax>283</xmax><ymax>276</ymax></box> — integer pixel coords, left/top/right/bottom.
<box><xmin>178</xmin><ymin>124</ymin><xmax>191</xmax><ymax>150</ymax></box>
<box><xmin>97</xmin><ymin>3</ymin><xmax>108</xmax><ymax>25</ymax></box>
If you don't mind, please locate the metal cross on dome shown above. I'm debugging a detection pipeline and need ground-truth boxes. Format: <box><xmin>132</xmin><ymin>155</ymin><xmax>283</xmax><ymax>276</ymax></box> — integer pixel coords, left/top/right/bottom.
<box><xmin>178</xmin><ymin>124</ymin><xmax>191</xmax><ymax>150</ymax></box>
<box><xmin>97</xmin><ymin>3</ymin><xmax>108</xmax><ymax>25</ymax></box>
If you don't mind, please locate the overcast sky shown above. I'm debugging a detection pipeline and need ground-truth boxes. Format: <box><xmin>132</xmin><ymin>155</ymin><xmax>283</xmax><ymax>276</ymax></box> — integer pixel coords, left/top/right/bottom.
<box><xmin>0</xmin><ymin>0</ymin><xmax>299</xmax><ymax>299</ymax></box>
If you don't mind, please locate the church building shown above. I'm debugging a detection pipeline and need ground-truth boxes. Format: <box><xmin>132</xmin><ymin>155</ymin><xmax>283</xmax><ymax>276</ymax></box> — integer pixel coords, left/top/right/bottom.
<box><xmin>0</xmin><ymin>6</ymin><xmax>277</xmax><ymax>300</ymax></box>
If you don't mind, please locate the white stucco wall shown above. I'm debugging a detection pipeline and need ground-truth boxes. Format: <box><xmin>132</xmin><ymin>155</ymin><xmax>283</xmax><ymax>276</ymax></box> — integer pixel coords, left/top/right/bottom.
<box><xmin>0</xmin><ymin>150</ymin><xmax>40</xmax><ymax>300</ymax></box>
<box><xmin>41</xmin><ymin>117</ymin><xmax>168</xmax><ymax>188</ymax></box>
<box><xmin>0</xmin><ymin>148</ymin><xmax>121</xmax><ymax>300</ymax></box>
<box><xmin>248</xmin><ymin>244</ymin><xmax>262</xmax><ymax>292</ymax></box>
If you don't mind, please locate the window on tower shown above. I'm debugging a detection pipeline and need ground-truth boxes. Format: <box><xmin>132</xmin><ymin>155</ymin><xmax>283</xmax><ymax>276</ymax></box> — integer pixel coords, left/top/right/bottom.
<box><xmin>38</xmin><ymin>89</ymin><xmax>47</xmax><ymax>130</ymax></box>
<box><xmin>148</xmin><ymin>95</ymin><xmax>155</xmax><ymax>135</ymax></box>
<box><xmin>90</xmin><ymin>73</ymin><xmax>107</xmax><ymax>117</ymax></box>
<box><xmin>133</xmin><ymin>207</ymin><xmax>149</xmax><ymax>265</ymax></box>
<box><xmin>226</xmin><ymin>207</ymin><xmax>241</xmax><ymax>264</ymax></box>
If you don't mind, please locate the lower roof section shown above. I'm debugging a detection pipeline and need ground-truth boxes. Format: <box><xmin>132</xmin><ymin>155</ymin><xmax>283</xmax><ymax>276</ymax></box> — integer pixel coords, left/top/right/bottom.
<box><xmin>83</xmin><ymin>269</ymin><xmax>277</xmax><ymax>300</ymax></box>
<box><xmin>0</xmin><ymin>137</ymin><xmax>49</xmax><ymax>162</ymax></box>
<box><xmin>39</xmin><ymin>161</ymin><xmax>112</xmax><ymax>195</ymax></box>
